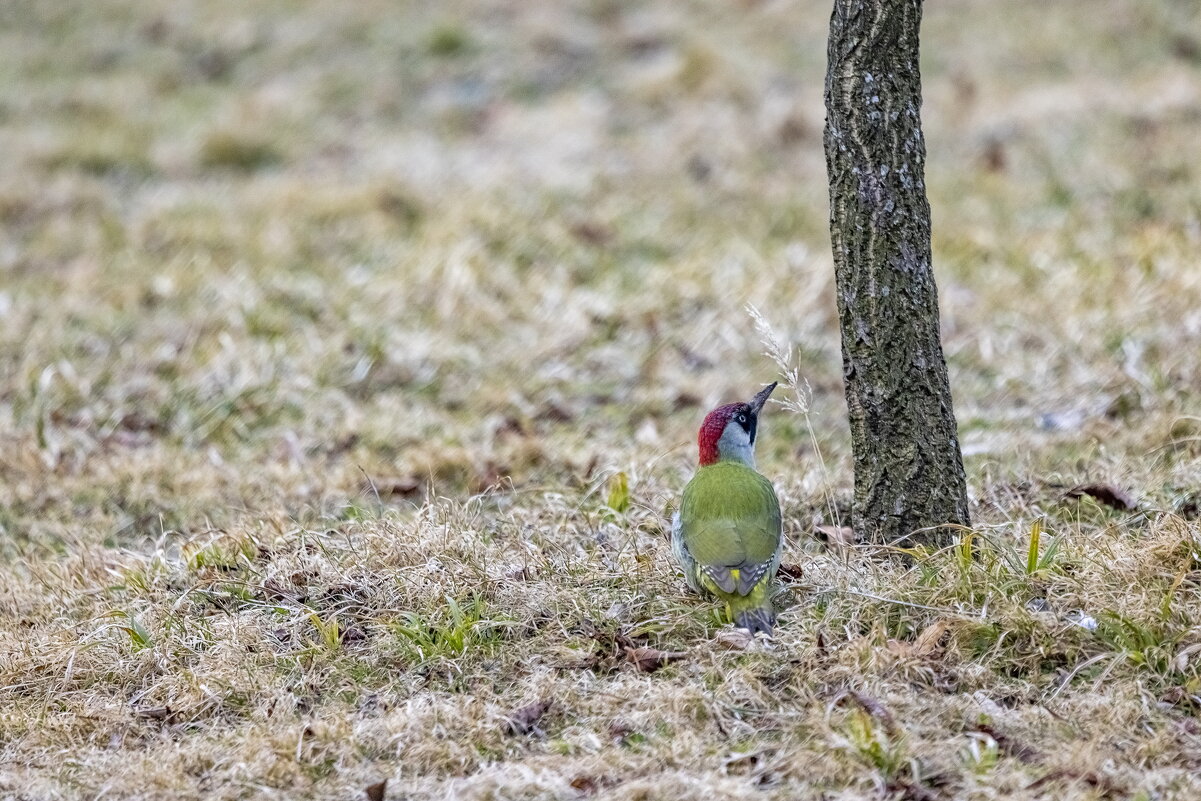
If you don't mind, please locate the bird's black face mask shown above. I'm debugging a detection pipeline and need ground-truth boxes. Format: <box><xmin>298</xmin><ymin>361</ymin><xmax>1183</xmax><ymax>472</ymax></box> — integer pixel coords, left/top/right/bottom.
<box><xmin>743</xmin><ymin>382</ymin><xmax>778</xmax><ymax>445</ymax></box>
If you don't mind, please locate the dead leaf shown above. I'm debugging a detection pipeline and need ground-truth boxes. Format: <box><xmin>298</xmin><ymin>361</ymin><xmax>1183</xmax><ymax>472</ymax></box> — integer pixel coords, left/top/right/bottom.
<box><xmin>612</xmin><ymin>630</ymin><xmax>640</xmax><ymax>652</ymax></box>
<box><xmin>569</xmin><ymin>775</ymin><xmax>599</xmax><ymax>795</ymax></box>
<box><xmin>503</xmin><ymin>699</ymin><xmax>552</xmax><ymax>735</ymax></box>
<box><xmin>624</xmin><ymin>645</ymin><xmax>687</xmax><ymax>673</ymax></box>
<box><xmin>1177</xmin><ymin>714</ymin><xmax>1201</xmax><ymax>736</ymax></box>
<box><xmin>913</xmin><ymin>620</ymin><xmax>951</xmax><ymax>656</ymax></box>
<box><xmin>134</xmin><ymin>706</ymin><xmax>173</xmax><ymax>721</ymax></box>
<box><xmin>814</xmin><ymin>525</ymin><xmax>858</xmax><ymax>548</ymax></box>
<box><xmin>1064</xmin><ymin>483</ymin><xmax>1136</xmax><ymax>511</ymax></box>
<box><xmin>777</xmin><ymin>563</ymin><xmax>804</xmax><ymax>581</ymax></box>
<box><xmin>887</xmin><ymin>620</ymin><xmax>950</xmax><ymax>659</ymax></box>
<box><xmin>365</xmin><ymin>779</ymin><xmax>387</xmax><ymax>801</ymax></box>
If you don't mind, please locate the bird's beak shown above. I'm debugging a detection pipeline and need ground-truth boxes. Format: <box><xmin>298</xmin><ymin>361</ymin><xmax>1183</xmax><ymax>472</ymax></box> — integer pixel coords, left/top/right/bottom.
<box><xmin>749</xmin><ymin>382</ymin><xmax>778</xmax><ymax>414</ymax></box>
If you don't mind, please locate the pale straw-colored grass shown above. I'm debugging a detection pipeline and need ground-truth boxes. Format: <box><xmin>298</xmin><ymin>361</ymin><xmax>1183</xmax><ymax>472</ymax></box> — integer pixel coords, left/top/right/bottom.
<box><xmin>2</xmin><ymin>0</ymin><xmax>1201</xmax><ymax>798</ymax></box>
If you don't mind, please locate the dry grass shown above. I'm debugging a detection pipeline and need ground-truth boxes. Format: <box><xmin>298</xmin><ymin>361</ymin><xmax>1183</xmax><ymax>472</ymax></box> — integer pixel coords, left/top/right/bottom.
<box><xmin>2</xmin><ymin>0</ymin><xmax>1201</xmax><ymax>798</ymax></box>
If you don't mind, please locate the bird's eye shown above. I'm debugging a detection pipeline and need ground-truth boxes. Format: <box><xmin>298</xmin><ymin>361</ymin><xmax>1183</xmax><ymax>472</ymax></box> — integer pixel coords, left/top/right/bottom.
<box><xmin>737</xmin><ymin>414</ymin><xmax>747</xmax><ymax>424</ymax></box>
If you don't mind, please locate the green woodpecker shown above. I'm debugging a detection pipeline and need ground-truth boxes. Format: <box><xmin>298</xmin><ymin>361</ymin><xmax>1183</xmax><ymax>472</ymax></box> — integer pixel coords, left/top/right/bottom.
<box><xmin>672</xmin><ymin>382</ymin><xmax>783</xmax><ymax>634</ymax></box>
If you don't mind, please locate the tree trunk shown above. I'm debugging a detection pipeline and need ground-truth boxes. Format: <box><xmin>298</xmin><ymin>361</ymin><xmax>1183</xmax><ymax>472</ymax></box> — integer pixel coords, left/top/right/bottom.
<box><xmin>822</xmin><ymin>0</ymin><xmax>970</xmax><ymax>546</ymax></box>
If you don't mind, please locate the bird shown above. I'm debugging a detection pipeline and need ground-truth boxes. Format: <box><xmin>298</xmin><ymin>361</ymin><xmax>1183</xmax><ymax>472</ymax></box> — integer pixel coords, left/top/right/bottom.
<box><xmin>671</xmin><ymin>382</ymin><xmax>783</xmax><ymax>634</ymax></box>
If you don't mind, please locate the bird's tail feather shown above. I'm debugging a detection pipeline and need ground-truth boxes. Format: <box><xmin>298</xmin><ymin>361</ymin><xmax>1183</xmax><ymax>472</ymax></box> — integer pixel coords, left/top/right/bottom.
<box><xmin>733</xmin><ymin>606</ymin><xmax>775</xmax><ymax>635</ymax></box>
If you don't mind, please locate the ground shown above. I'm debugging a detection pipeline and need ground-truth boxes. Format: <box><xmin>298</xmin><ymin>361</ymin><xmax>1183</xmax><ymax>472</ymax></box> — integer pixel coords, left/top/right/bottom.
<box><xmin>2</xmin><ymin>0</ymin><xmax>1201</xmax><ymax>798</ymax></box>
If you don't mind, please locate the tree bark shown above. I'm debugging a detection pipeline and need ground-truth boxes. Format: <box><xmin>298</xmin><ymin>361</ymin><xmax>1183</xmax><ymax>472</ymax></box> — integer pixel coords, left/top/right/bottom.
<box><xmin>823</xmin><ymin>0</ymin><xmax>970</xmax><ymax>546</ymax></box>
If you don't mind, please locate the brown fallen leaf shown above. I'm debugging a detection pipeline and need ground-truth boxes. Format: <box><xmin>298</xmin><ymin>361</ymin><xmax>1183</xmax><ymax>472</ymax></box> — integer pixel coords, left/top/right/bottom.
<box><xmin>624</xmin><ymin>645</ymin><xmax>687</xmax><ymax>673</ymax></box>
<box><xmin>610</xmin><ymin>630</ymin><xmax>640</xmax><ymax>653</ymax></box>
<box><xmin>1064</xmin><ymin>483</ymin><xmax>1136</xmax><ymax>511</ymax></box>
<box><xmin>888</xmin><ymin>620</ymin><xmax>951</xmax><ymax>659</ymax></box>
<box><xmin>365</xmin><ymin>779</ymin><xmax>387</xmax><ymax>801</ymax></box>
<box><xmin>814</xmin><ymin>525</ymin><xmax>858</xmax><ymax>548</ymax></box>
<box><xmin>503</xmin><ymin>699</ymin><xmax>552</xmax><ymax>735</ymax></box>
<box><xmin>134</xmin><ymin>706</ymin><xmax>173</xmax><ymax>721</ymax></box>
<box><xmin>569</xmin><ymin>775</ymin><xmax>599</xmax><ymax>796</ymax></box>
<box><xmin>913</xmin><ymin>619</ymin><xmax>951</xmax><ymax>656</ymax></box>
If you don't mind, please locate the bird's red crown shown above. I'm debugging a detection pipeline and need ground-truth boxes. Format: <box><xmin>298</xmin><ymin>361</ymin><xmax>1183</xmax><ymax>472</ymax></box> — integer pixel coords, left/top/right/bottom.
<box><xmin>697</xmin><ymin>403</ymin><xmax>745</xmax><ymax>466</ymax></box>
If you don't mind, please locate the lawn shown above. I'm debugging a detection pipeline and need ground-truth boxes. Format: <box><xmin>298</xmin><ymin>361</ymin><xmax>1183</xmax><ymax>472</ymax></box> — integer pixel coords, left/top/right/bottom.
<box><xmin>2</xmin><ymin>0</ymin><xmax>1201</xmax><ymax>798</ymax></box>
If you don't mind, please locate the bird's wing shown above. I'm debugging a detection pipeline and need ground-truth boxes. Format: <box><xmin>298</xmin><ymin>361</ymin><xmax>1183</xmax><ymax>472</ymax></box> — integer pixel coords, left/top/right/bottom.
<box><xmin>679</xmin><ymin>464</ymin><xmax>782</xmax><ymax>597</ymax></box>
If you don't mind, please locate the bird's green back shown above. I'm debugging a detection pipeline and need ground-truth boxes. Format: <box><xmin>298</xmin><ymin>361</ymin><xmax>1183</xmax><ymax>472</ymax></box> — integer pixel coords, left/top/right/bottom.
<box><xmin>678</xmin><ymin>461</ymin><xmax>781</xmax><ymax>569</ymax></box>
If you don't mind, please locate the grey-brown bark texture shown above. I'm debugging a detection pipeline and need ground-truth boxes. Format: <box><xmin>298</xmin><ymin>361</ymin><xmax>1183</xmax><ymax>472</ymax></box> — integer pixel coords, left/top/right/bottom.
<box><xmin>823</xmin><ymin>0</ymin><xmax>970</xmax><ymax>545</ymax></box>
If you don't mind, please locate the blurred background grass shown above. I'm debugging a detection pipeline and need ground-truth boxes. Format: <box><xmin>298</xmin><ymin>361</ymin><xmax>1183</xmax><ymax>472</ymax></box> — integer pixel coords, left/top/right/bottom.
<box><xmin>1</xmin><ymin>0</ymin><xmax>1200</xmax><ymax>554</ymax></box>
